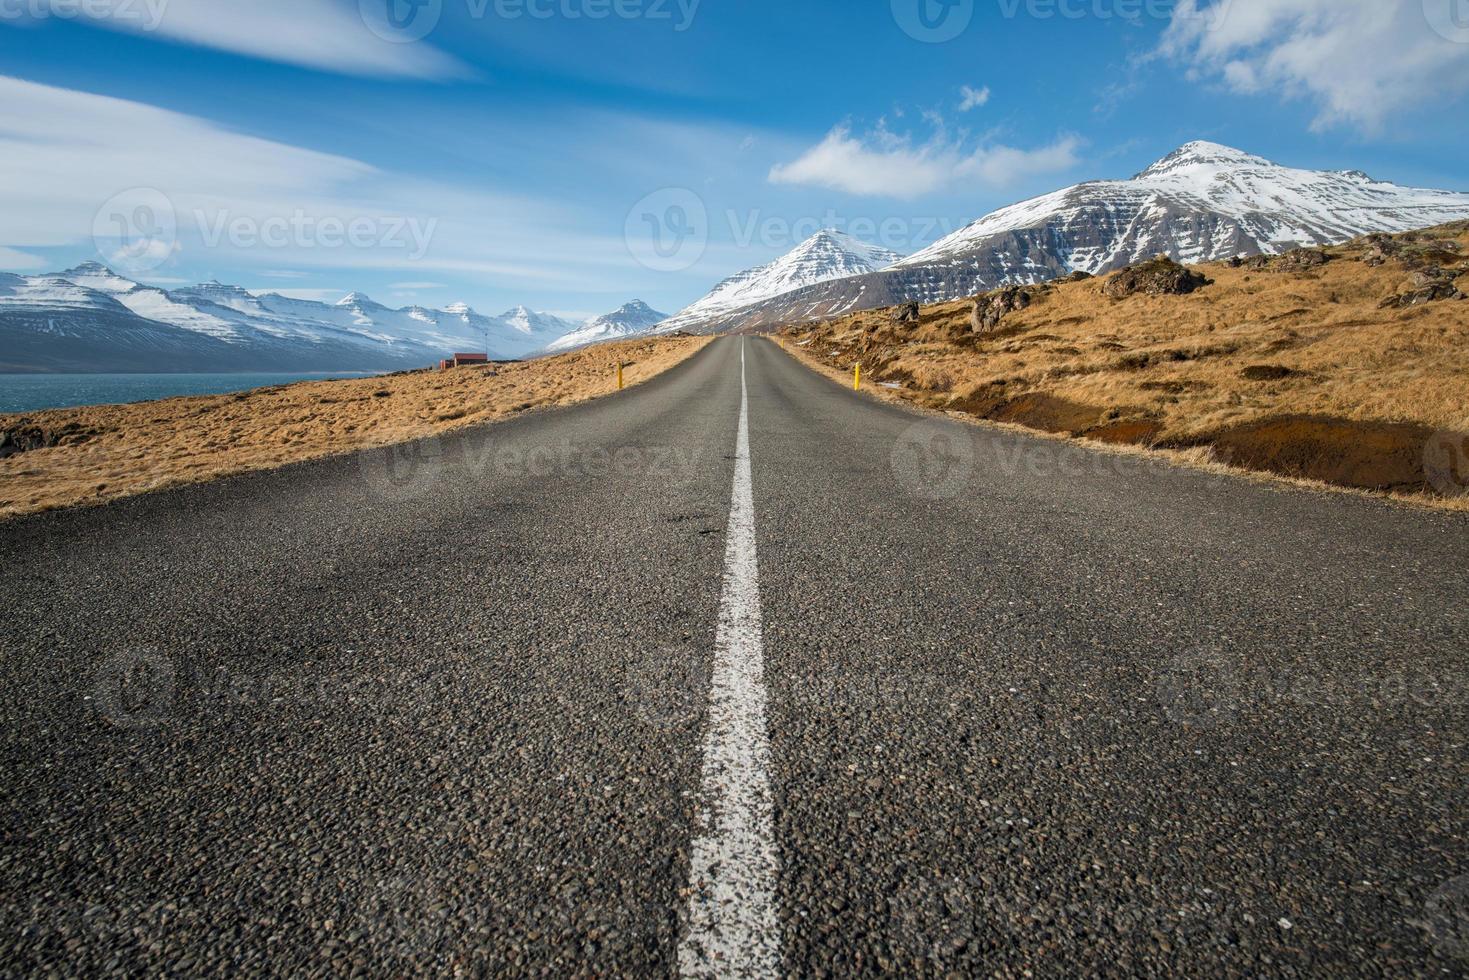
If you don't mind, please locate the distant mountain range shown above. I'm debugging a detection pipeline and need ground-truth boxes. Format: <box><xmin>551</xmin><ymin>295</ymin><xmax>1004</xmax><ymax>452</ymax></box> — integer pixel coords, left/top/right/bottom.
<box><xmin>542</xmin><ymin>300</ymin><xmax>669</xmax><ymax>353</ymax></box>
<box><xmin>7</xmin><ymin>141</ymin><xmax>1469</xmax><ymax>372</ymax></box>
<box><xmin>647</xmin><ymin>142</ymin><xmax>1469</xmax><ymax>335</ymax></box>
<box><xmin>0</xmin><ymin>262</ymin><xmax>635</xmax><ymax>373</ymax></box>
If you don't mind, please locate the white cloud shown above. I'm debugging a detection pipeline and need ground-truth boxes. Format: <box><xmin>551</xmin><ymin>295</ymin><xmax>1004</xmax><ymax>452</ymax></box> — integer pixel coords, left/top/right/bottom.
<box><xmin>249</xmin><ymin>287</ymin><xmax>349</xmax><ymax>302</ymax></box>
<box><xmin>0</xmin><ymin>246</ymin><xmax>46</xmax><ymax>270</ymax></box>
<box><xmin>390</xmin><ymin>281</ymin><xmax>448</xmax><ymax>290</ymax></box>
<box><xmin>768</xmin><ymin>124</ymin><xmax>1081</xmax><ymax>199</ymax></box>
<box><xmin>1160</xmin><ymin>0</ymin><xmax>1469</xmax><ymax>133</ymax></box>
<box><xmin>0</xmin><ymin>74</ymin><xmax>645</xmax><ymax>290</ymax></box>
<box><xmin>2</xmin><ymin>0</ymin><xmax>458</xmax><ymax>78</ymax></box>
<box><xmin>958</xmin><ymin>85</ymin><xmax>991</xmax><ymax>111</ymax></box>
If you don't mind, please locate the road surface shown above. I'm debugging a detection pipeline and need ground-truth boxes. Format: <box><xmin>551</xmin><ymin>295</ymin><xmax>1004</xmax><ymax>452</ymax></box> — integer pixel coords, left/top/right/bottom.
<box><xmin>3</xmin><ymin>337</ymin><xmax>1466</xmax><ymax>976</ymax></box>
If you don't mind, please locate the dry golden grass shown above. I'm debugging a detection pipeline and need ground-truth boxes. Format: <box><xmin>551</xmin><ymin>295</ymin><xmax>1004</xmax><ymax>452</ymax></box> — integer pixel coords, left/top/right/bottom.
<box><xmin>783</xmin><ymin>223</ymin><xmax>1469</xmax><ymax>508</ymax></box>
<box><xmin>0</xmin><ymin>335</ymin><xmax>711</xmax><ymax>519</ymax></box>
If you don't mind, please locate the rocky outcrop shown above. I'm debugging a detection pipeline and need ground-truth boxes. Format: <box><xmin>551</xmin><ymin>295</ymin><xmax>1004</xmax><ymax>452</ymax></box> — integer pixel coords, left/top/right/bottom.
<box><xmin>1379</xmin><ymin>267</ymin><xmax>1467</xmax><ymax>308</ymax></box>
<box><xmin>891</xmin><ymin>302</ymin><xmax>921</xmax><ymax>325</ymax></box>
<box><xmin>1274</xmin><ymin>248</ymin><xmax>1331</xmax><ymax>271</ymax></box>
<box><xmin>1101</xmin><ymin>256</ymin><xmax>1212</xmax><ymax>299</ymax></box>
<box><xmin>970</xmin><ymin>285</ymin><xmax>1034</xmax><ymax>333</ymax></box>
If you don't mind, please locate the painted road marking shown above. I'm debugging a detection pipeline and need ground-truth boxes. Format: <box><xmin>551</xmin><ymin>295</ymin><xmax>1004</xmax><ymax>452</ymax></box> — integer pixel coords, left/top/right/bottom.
<box><xmin>679</xmin><ymin>340</ymin><xmax>781</xmax><ymax>978</ymax></box>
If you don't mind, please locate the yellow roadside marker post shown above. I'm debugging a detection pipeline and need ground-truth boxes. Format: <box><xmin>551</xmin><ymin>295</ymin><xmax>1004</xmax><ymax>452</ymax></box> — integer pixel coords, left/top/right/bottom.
<box><xmin>617</xmin><ymin>362</ymin><xmax>624</xmax><ymax>390</ymax></box>
<box><xmin>854</xmin><ymin>363</ymin><xmax>861</xmax><ymax>390</ymax></box>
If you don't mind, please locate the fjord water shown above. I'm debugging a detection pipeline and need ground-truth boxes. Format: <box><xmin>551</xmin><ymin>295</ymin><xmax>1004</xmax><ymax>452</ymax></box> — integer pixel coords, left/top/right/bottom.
<box><xmin>0</xmin><ymin>373</ymin><xmax>377</xmax><ymax>414</ymax></box>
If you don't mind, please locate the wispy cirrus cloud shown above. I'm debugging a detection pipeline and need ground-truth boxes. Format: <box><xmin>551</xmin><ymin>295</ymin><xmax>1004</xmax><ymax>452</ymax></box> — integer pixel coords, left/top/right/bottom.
<box><xmin>768</xmin><ymin>120</ymin><xmax>1081</xmax><ymax>199</ymax></box>
<box><xmin>1160</xmin><ymin>0</ymin><xmax>1469</xmax><ymax>133</ymax></box>
<box><xmin>1</xmin><ymin>0</ymin><xmax>460</xmax><ymax>78</ymax></box>
<box><xmin>0</xmin><ymin>74</ymin><xmax>638</xmax><ymax>288</ymax></box>
<box><xmin>958</xmin><ymin>85</ymin><xmax>991</xmax><ymax>112</ymax></box>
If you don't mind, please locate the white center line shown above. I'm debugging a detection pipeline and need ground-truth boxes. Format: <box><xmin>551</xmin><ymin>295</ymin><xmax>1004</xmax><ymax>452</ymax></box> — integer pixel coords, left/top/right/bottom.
<box><xmin>678</xmin><ymin>339</ymin><xmax>781</xmax><ymax>979</ymax></box>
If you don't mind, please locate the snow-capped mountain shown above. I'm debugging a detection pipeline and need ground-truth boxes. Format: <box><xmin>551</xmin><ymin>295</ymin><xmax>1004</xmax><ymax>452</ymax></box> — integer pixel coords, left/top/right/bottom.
<box><xmin>652</xmin><ymin>229</ymin><xmax>904</xmax><ymax>335</ymax></box>
<box><xmin>494</xmin><ymin>305</ymin><xmax>579</xmax><ymax>351</ymax></box>
<box><xmin>0</xmin><ymin>263</ymin><xmax>575</xmax><ymax>373</ymax></box>
<box><xmin>543</xmin><ymin>300</ymin><xmax>669</xmax><ymax>353</ymax></box>
<box><xmin>673</xmin><ymin>142</ymin><xmax>1469</xmax><ymax>333</ymax></box>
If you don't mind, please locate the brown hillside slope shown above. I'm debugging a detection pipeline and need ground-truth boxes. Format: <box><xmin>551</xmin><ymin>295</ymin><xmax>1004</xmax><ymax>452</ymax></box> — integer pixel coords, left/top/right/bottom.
<box><xmin>0</xmin><ymin>335</ymin><xmax>711</xmax><ymax>520</ymax></box>
<box><xmin>782</xmin><ymin>223</ymin><xmax>1469</xmax><ymax>507</ymax></box>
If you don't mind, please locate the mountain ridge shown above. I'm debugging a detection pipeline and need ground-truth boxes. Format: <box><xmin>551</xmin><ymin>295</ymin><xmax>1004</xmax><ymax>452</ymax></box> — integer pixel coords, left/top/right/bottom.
<box><xmin>648</xmin><ymin>141</ymin><xmax>1469</xmax><ymax>336</ymax></box>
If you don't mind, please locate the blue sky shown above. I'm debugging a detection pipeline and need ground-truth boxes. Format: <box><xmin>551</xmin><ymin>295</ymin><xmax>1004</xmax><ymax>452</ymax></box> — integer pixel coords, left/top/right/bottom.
<box><xmin>1</xmin><ymin>0</ymin><xmax>1466</xmax><ymax>321</ymax></box>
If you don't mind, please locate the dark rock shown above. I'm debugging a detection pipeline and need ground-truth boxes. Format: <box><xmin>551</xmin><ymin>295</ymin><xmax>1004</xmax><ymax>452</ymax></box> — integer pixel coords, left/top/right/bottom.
<box><xmin>1379</xmin><ymin>267</ymin><xmax>1466</xmax><ymax>308</ymax></box>
<box><xmin>1101</xmin><ymin>256</ymin><xmax>1212</xmax><ymax>299</ymax></box>
<box><xmin>0</xmin><ymin>426</ymin><xmax>57</xmax><ymax>460</ymax></box>
<box><xmin>1056</xmin><ymin>271</ymin><xmax>1093</xmax><ymax>283</ymax></box>
<box><xmin>891</xmin><ymin>302</ymin><xmax>921</xmax><ymax>325</ymax></box>
<box><xmin>970</xmin><ymin>285</ymin><xmax>1033</xmax><ymax>333</ymax></box>
<box><xmin>1274</xmin><ymin>248</ymin><xmax>1331</xmax><ymax>271</ymax></box>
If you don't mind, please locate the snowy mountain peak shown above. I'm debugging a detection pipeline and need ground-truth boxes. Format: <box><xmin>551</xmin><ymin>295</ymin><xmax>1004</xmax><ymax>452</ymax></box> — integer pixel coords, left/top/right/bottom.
<box><xmin>443</xmin><ymin>302</ymin><xmax>473</xmax><ymax>316</ymax></box>
<box><xmin>336</xmin><ymin>291</ymin><xmax>379</xmax><ymax>308</ymax></box>
<box><xmin>542</xmin><ymin>299</ymin><xmax>670</xmax><ymax>353</ymax></box>
<box><xmin>1135</xmin><ymin>141</ymin><xmax>1275</xmax><ymax>179</ymax></box>
<box><xmin>60</xmin><ymin>261</ymin><xmax>115</xmax><ymax>278</ymax></box>
<box><xmin>652</xmin><ymin>230</ymin><xmax>905</xmax><ymax>335</ymax></box>
<box><xmin>608</xmin><ymin>299</ymin><xmax>659</xmax><ymax>318</ymax></box>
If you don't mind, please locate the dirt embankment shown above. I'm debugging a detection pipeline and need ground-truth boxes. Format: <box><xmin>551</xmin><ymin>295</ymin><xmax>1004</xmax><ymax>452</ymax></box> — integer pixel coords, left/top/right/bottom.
<box><xmin>781</xmin><ymin>223</ymin><xmax>1469</xmax><ymax>508</ymax></box>
<box><xmin>0</xmin><ymin>335</ymin><xmax>712</xmax><ymax>519</ymax></box>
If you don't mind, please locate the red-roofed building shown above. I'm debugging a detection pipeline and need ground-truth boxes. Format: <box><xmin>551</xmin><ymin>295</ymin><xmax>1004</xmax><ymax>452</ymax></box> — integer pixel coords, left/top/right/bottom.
<box><xmin>441</xmin><ymin>353</ymin><xmax>490</xmax><ymax>370</ymax></box>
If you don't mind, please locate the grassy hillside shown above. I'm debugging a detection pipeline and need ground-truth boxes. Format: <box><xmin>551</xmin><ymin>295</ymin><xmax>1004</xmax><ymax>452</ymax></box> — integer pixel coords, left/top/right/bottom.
<box><xmin>783</xmin><ymin>222</ymin><xmax>1469</xmax><ymax>506</ymax></box>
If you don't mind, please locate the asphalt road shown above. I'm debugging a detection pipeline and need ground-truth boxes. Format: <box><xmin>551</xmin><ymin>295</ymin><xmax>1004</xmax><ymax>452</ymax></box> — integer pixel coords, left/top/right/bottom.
<box><xmin>2</xmin><ymin>336</ymin><xmax>1466</xmax><ymax>976</ymax></box>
